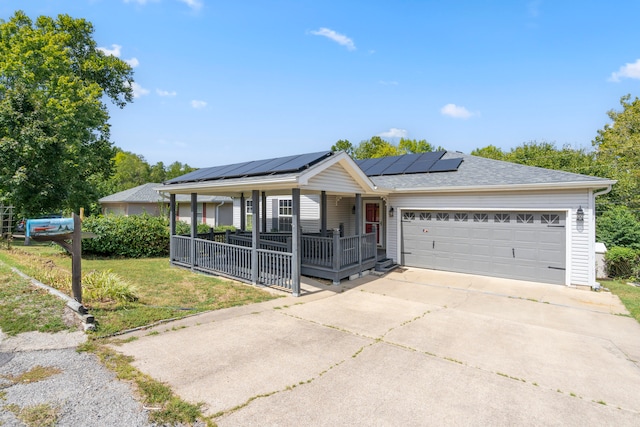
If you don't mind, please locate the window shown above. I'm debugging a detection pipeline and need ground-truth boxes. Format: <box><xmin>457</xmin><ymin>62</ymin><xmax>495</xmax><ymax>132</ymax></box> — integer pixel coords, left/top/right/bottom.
<box><xmin>278</xmin><ymin>199</ymin><xmax>292</xmax><ymax>231</ymax></box>
<box><xmin>494</xmin><ymin>213</ymin><xmax>510</xmax><ymax>223</ymax></box>
<box><xmin>197</xmin><ymin>203</ymin><xmax>204</xmax><ymax>224</ymax></box>
<box><xmin>419</xmin><ymin>212</ymin><xmax>431</xmax><ymax>221</ymax></box>
<box><xmin>454</xmin><ymin>213</ymin><xmax>468</xmax><ymax>222</ymax></box>
<box><xmin>541</xmin><ymin>214</ymin><xmax>560</xmax><ymax>225</ymax></box>
<box><xmin>517</xmin><ymin>213</ymin><xmax>534</xmax><ymax>224</ymax></box>
<box><xmin>473</xmin><ymin>213</ymin><xmax>488</xmax><ymax>223</ymax></box>
<box><xmin>436</xmin><ymin>212</ymin><xmax>449</xmax><ymax>221</ymax></box>
<box><xmin>245</xmin><ymin>200</ymin><xmax>253</xmax><ymax>230</ymax></box>
<box><xmin>403</xmin><ymin>212</ymin><xmax>415</xmax><ymax>220</ymax></box>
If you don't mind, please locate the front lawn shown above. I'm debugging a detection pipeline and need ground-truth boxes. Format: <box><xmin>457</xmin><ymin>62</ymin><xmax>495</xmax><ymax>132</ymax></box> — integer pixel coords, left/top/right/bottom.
<box><xmin>603</xmin><ymin>280</ymin><xmax>640</xmax><ymax>323</ymax></box>
<box><xmin>0</xmin><ymin>243</ymin><xmax>279</xmax><ymax>336</ymax></box>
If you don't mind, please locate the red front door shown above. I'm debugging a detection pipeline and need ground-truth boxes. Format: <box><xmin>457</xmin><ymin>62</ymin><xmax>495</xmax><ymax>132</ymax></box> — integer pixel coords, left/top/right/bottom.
<box><xmin>364</xmin><ymin>202</ymin><xmax>382</xmax><ymax>245</ymax></box>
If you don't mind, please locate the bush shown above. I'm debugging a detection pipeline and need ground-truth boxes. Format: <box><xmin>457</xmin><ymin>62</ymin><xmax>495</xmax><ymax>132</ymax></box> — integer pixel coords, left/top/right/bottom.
<box><xmin>604</xmin><ymin>246</ymin><xmax>640</xmax><ymax>279</ymax></box>
<box><xmin>597</xmin><ymin>206</ymin><xmax>640</xmax><ymax>249</ymax></box>
<box><xmin>82</xmin><ymin>214</ymin><xmax>173</xmax><ymax>257</ymax></box>
<box><xmin>174</xmin><ymin>221</ymin><xmax>215</xmax><ymax>236</ymax></box>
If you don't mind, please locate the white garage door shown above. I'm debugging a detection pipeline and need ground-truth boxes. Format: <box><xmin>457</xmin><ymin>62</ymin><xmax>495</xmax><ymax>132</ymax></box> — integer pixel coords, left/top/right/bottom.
<box><xmin>401</xmin><ymin>210</ymin><xmax>566</xmax><ymax>285</ymax></box>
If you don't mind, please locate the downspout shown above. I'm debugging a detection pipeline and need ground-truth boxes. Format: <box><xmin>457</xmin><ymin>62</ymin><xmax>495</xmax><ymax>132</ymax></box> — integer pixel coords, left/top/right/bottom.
<box><xmin>591</xmin><ymin>184</ymin><xmax>613</xmax><ymax>290</ymax></box>
<box><xmin>215</xmin><ymin>201</ymin><xmax>226</xmax><ymax>228</ymax></box>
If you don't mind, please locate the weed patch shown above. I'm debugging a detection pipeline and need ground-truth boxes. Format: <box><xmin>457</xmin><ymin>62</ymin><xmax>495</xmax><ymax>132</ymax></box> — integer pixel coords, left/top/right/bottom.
<box><xmin>4</xmin><ymin>403</ymin><xmax>60</xmax><ymax>427</ymax></box>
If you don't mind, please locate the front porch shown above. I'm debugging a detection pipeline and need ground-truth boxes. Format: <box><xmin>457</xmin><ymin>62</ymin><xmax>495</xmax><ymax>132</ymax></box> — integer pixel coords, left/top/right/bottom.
<box><xmin>170</xmin><ymin>228</ymin><xmax>380</xmax><ymax>295</ymax></box>
<box><xmin>161</xmin><ymin>151</ymin><xmax>388</xmax><ymax>296</ymax></box>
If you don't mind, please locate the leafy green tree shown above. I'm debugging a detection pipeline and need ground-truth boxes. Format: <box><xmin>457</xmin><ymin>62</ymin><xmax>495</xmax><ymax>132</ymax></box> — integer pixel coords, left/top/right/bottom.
<box><xmin>596</xmin><ymin>205</ymin><xmax>640</xmax><ymax>249</ymax></box>
<box><xmin>354</xmin><ymin>136</ymin><xmax>399</xmax><ymax>159</ymax></box>
<box><xmin>0</xmin><ymin>11</ymin><xmax>133</xmax><ymax>216</ymax></box>
<box><xmin>397</xmin><ymin>138</ymin><xmax>436</xmax><ymax>154</ymax></box>
<box><xmin>593</xmin><ymin>94</ymin><xmax>640</xmax><ymax>210</ymax></box>
<box><xmin>149</xmin><ymin>161</ymin><xmax>166</xmax><ymax>183</ymax></box>
<box><xmin>165</xmin><ymin>161</ymin><xmax>196</xmax><ymax>180</ymax></box>
<box><xmin>108</xmin><ymin>150</ymin><xmax>151</xmax><ymax>193</ymax></box>
<box><xmin>331</xmin><ymin>139</ymin><xmax>355</xmax><ymax>157</ymax></box>
<box><xmin>471</xmin><ymin>145</ymin><xmax>507</xmax><ymax>160</ymax></box>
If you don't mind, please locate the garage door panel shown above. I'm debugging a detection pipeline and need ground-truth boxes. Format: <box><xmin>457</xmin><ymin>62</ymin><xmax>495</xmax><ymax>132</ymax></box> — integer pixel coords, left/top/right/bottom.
<box><xmin>401</xmin><ymin>210</ymin><xmax>566</xmax><ymax>285</ymax></box>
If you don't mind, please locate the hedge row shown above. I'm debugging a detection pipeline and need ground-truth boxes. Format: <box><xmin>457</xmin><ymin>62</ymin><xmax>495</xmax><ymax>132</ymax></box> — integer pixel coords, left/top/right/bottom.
<box><xmin>82</xmin><ymin>214</ymin><xmax>216</xmax><ymax>258</ymax></box>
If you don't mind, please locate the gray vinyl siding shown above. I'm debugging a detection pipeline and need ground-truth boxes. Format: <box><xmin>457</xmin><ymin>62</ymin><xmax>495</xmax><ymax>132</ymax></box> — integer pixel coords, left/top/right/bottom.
<box><xmin>387</xmin><ymin>189</ymin><xmax>593</xmax><ymax>286</ymax></box>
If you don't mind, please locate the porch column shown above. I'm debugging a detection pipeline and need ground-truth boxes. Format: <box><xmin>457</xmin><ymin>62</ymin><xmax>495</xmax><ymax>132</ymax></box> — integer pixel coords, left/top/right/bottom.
<box><xmin>355</xmin><ymin>193</ymin><xmax>362</xmax><ymax>275</ymax></box>
<box><xmin>169</xmin><ymin>194</ymin><xmax>176</xmax><ymax>263</ymax></box>
<box><xmin>292</xmin><ymin>188</ymin><xmax>301</xmax><ymax>296</ymax></box>
<box><xmin>251</xmin><ymin>190</ymin><xmax>260</xmax><ymax>285</ymax></box>
<box><xmin>261</xmin><ymin>191</ymin><xmax>267</xmax><ymax>232</ymax></box>
<box><xmin>240</xmin><ymin>193</ymin><xmax>246</xmax><ymax>231</ymax></box>
<box><xmin>190</xmin><ymin>192</ymin><xmax>197</xmax><ymax>270</ymax></box>
<box><xmin>320</xmin><ymin>191</ymin><xmax>327</xmax><ymax>237</ymax></box>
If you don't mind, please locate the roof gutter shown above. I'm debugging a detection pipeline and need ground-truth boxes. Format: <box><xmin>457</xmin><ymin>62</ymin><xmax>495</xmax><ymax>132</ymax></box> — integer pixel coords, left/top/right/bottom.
<box><xmin>385</xmin><ymin>180</ymin><xmax>618</xmax><ymax>194</ymax></box>
<box><xmin>593</xmin><ymin>184</ymin><xmax>614</xmax><ymax>198</ymax></box>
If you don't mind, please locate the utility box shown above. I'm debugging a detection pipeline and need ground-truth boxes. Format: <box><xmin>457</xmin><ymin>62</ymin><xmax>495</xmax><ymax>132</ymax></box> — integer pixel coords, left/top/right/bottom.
<box><xmin>595</xmin><ymin>242</ymin><xmax>607</xmax><ymax>279</ymax></box>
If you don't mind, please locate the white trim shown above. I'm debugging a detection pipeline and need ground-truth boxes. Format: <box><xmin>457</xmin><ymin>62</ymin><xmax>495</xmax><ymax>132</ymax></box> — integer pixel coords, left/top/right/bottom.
<box><xmin>384</xmin><ymin>181</ymin><xmax>616</xmax><ymax>194</ymax></box>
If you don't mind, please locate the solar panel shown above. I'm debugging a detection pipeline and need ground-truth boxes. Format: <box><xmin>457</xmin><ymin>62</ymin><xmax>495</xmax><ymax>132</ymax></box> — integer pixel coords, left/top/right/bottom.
<box><xmin>403</xmin><ymin>152</ymin><xmax>445</xmax><ymax>174</ymax></box>
<box><xmin>164</xmin><ymin>151</ymin><xmax>332</xmax><ymax>184</ymax></box>
<box><xmin>362</xmin><ymin>156</ymin><xmax>403</xmax><ymax>175</ymax></box>
<box><xmin>428</xmin><ymin>158</ymin><xmax>463</xmax><ymax>172</ymax></box>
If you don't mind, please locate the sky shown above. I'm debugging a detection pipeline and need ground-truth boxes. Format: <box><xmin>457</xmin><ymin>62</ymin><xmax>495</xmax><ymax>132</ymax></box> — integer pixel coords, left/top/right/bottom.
<box><xmin>2</xmin><ymin>0</ymin><xmax>640</xmax><ymax>168</ymax></box>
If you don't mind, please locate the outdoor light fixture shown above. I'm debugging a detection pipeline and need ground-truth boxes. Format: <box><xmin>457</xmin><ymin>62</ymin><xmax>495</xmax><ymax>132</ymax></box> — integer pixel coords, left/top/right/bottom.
<box><xmin>389</xmin><ymin>206</ymin><xmax>395</xmax><ymax>217</ymax></box>
<box><xmin>352</xmin><ymin>205</ymin><xmax>356</xmax><ymax>215</ymax></box>
<box><xmin>576</xmin><ymin>206</ymin><xmax>584</xmax><ymax>222</ymax></box>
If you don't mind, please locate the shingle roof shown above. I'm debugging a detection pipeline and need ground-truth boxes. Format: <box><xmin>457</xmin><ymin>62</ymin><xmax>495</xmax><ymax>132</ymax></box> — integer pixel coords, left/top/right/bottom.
<box><xmin>369</xmin><ymin>152</ymin><xmax>614</xmax><ymax>190</ymax></box>
<box><xmin>100</xmin><ymin>183</ymin><xmax>231</xmax><ymax>203</ymax></box>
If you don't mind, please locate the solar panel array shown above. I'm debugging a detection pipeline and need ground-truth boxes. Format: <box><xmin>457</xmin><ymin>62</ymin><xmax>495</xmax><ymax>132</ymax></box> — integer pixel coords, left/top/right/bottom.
<box><xmin>165</xmin><ymin>151</ymin><xmax>333</xmax><ymax>184</ymax></box>
<box><xmin>356</xmin><ymin>151</ymin><xmax>462</xmax><ymax>176</ymax></box>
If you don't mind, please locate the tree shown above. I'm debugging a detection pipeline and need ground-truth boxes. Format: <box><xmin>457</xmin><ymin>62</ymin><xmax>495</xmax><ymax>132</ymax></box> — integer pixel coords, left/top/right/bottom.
<box><xmin>0</xmin><ymin>11</ymin><xmax>133</xmax><ymax>216</ymax></box>
<box><xmin>471</xmin><ymin>145</ymin><xmax>506</xmax><ymax>160</ymax></box>
<box><xmin>108</xmin><ymin>150</ymin><xmax>151</xmax><ymax>193</ymax></box>
<box><xmin>165</xmin><ymin>161</ymin><xmax>196</xmax><ymax>180</ymax></box>
<box><xmin>332</xmin><ymin>136</ymin><xmax>436</xmax><ymax>159</ymax></box>
<box><xmin>397</xmin><ymin>138</ymin><xmax>436</xmax><ymax>154</ymax></box>
<box><xmin>593</xmin><ymin>94</ymin><xmax>640</xmax><ymax>210</ymax></box>
<box><xmin>596</xmin><ymin>205</ymin><xmax>640</xmax><ymax>249</ymax></box>
<box><xmin>331</xmin><ymin>139</ymin><xmax>355</xmax><ymax>157</ymax></box>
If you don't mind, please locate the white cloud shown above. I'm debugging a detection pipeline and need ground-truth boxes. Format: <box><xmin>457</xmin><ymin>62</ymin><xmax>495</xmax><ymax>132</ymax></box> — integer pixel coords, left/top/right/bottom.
<box><xmin>310</xmin><ymin>28</ymin><xmax>356</xmax><ymax>51</ymax></box>
<box><xmin>97</xmin><ymin>44</ymin><xmax>122</xmax><ymax>57</ymax></box>
<box><xmin>191</xmin><ymin>100</ymin><xmax>207</xmax><ymax>109</ymax></box>
<box><xmin>440</xmin><ymin>103</ymin><xmax>476</xmax><ymax>119</ymax></box>
<box><xmin>179</xmin><ymin>0</ymin><xmax>203</xmax><ymax>10</ymax></box>
<box><xmin>609</xmin><ymin>59</ymin><xmax>640</xmax><ymax>82</ymax></box>
<box><xmin>125</xmin><ymin>57</ymin><xmax>140</xmax><ymax>68</ymax></box>
<box><xmin>129</xmin><ymin>82</ymin><xmax>150</xmax><ymax>98</ymax></box>
<box><xmin>377</xmin><ymin>128</ymin><xmax>408</xmax><ymax>138</ymax></box>
<box><xmin>156</xmin><ymin>89</ymin><xmax>177</xmax><ymax>97</ymax></box>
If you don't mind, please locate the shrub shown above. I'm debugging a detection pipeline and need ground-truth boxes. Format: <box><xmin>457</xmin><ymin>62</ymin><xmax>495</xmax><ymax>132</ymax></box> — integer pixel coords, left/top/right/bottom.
<box><xmin>82</xmin><ymin>214</ymin><xmax>172</xmax><ymax>257</ymax></box>
<box><xmin>597</xmin><ymin>206</ymin><xmax>640</xmax><ymax>249</ymax></box>
<box><xmin>604</xmin><ymin>246</ymin><xmax>640</xmax><ymax>279</ymax></box>
<box><xmin>82</xmin><ymin>270</ymin><xmax>138</xmax><ymax>304</ymax></box>
<box><xmin>174</xmin><ymin>221</ymin><xmax>215</xmax><ymax>236</ymax></box>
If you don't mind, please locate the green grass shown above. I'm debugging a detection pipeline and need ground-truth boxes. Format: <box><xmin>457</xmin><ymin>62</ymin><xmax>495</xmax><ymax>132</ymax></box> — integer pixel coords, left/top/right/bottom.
<box><xmin>0</xmin><ymin>264</ymin><xmax>74</xmax><ymax>336</ymax></box>
<box><xmin>0</xmin><ymin>245</ymin><xmax>279</xmax><ymax>337</ymax></box>
<box><xmin>603</xmin><ymin>280</ymin><xmax>640</xmax><ymax>323</ymax></box>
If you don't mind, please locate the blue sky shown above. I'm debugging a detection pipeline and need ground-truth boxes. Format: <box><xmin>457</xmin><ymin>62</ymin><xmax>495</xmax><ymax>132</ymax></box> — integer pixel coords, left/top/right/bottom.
<box><xmin>2</xmin><ymin>1</ymin><xmax>640</xmax><ymax>168</ymax></box>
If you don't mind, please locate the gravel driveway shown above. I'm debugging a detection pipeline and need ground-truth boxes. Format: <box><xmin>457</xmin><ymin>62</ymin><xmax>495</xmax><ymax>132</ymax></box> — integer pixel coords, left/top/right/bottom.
<box><xmin>0</xmin><ymin>330</ymin><xmax>152</xmax><ymax>427</ymax></box>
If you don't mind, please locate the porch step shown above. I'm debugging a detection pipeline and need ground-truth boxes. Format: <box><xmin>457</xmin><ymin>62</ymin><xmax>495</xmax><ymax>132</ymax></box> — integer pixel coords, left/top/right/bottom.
<box><xmin>375</xmin><ymin>258</ymin><xmax>399</xmax><ymax>273</ymax></box>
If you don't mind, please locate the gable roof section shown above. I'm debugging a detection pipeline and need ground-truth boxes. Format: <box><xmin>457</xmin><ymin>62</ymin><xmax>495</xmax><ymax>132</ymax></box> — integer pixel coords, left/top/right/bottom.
<box><xmin>160</xmin><ymin>151</ymin><xmax>380</xmax><ymax>196</ymax></box>
<box><xmin>370</xmin><ymin>152</ymin><xmax>615</xmax><ymax>192</ymax></box>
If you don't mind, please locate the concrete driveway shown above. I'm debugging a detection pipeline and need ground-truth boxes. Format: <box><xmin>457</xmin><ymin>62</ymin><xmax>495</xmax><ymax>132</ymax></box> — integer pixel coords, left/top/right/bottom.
<box><xmin>115</xmin><ymin>268</ymin><xmax>640</xmax><ymax>426</ymax></box>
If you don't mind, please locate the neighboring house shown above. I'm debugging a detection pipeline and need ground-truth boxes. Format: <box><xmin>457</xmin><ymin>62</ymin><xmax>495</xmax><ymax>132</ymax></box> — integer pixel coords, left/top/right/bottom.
<box><xmin>160</xmin><ymin>150</ymin><xmax>615</xmax><ymax>295</ymax></box>
<box><xmin>99</xmin><ymin>183</ymin><xmax>233</xmax><ymax>227</ymax></box>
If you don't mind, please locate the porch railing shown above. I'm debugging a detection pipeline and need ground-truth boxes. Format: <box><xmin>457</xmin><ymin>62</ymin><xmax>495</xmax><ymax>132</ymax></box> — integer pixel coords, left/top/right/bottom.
<box><xmin>171</xmin><ymin>230</ymin><xmax>377</xmax><ymax>293</ymax></box>
<box><xmin>172</xmin><ymin>236</ymin><xmax>293</xmax><ymax>290</ymax></box>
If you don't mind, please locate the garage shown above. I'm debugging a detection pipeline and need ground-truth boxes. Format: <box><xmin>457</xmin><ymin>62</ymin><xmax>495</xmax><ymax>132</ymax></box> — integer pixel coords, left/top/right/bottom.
<box><xmin>401</xmin><ymin>210</ymin><xmax>566</xmax><ymax>285</ymax></box>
